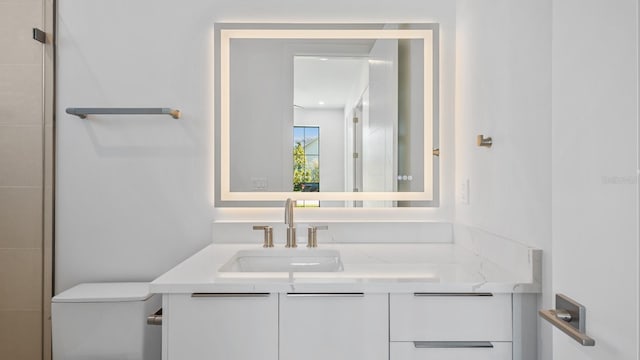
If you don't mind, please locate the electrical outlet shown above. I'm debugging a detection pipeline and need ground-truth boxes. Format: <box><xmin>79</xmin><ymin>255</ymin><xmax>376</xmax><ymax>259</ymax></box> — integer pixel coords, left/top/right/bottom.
<box><xmin>251</xmin><ymin>177</ymin><xmax>268</xmax><ymax>191</ymax></box>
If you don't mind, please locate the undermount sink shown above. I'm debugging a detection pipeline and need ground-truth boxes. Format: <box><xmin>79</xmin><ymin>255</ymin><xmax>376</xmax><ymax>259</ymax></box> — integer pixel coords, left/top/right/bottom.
<box><xmin>219</xmin><ymin>248</ymin><xmax>344</xmax><ymax>272</ymax></box>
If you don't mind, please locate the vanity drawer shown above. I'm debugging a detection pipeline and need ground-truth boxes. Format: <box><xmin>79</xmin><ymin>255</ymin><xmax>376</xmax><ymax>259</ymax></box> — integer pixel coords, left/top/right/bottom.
<box><xmin>164</xmin><ymin>293</ymin><xmax>278</xmax><ymax>360</ymax></box>
<box><xmin>390</xmin><ymin>341</ymin><xmax>512</xmax><ymax>360</ymax></box>
<box><xmin>390</xmin><ymin>293</ymin><xmax>512</xmax><ymax>341</ymax></box>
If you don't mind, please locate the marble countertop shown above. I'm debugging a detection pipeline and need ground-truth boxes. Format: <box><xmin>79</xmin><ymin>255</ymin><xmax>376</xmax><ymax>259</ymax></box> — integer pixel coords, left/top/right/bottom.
<box><xmin>150</xmin><ymin>243</ymin><xmax>541</xmax><ymax>294</ymax></box>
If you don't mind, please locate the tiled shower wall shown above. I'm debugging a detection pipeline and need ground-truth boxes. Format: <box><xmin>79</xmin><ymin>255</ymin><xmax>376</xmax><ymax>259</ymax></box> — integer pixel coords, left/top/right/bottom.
<box><xmin>0</xmin><ymin>0</ymin><xmax>53</xmax><ymax>359</ymax></box>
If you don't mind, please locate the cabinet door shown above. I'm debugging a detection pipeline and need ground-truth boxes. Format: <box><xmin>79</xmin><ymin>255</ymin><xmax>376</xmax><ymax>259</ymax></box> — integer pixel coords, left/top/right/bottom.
<box><xmin>279</xmin><ymin>293</ymin><xmax>388</xmax><ymax>360</ymax></box>
<box><xmin>164</xmin><ymin>293</ymin><xmax>278</xmax><ymax>360</ymax></box>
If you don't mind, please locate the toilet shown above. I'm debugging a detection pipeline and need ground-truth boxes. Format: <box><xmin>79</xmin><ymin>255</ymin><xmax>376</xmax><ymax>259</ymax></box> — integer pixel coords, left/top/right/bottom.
<box><xmin>52</xmin><ymin>282</ymin><xmax>162</xmax><ymax>360</ymax></box>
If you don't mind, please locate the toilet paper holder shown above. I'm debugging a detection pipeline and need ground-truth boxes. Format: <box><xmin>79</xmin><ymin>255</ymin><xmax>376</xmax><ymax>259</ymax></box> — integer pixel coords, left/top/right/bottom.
<box><xmin>147</xmin><ymin>308</ymin><xmax>163</xmax><ymax>326</ymax></box>
<box><xmin>539</xmin><ymin>294</ymin><xmax>595</xmax><ymax>346</ymax></box>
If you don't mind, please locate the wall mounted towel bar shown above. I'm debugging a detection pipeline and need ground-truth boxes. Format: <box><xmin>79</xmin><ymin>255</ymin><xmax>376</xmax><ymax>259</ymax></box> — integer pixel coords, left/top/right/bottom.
<box><xmin>65</xmin><ymin>108</ymin><xmax>181</xmax><ymax>119</ymax></box>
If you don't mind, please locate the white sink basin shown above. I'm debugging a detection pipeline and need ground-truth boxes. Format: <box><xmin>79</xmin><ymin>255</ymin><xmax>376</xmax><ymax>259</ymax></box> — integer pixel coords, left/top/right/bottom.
<box><xmin>219</xmin><ymin>248</ymin><xmax>344</xmax><ymax>272</ymax></box>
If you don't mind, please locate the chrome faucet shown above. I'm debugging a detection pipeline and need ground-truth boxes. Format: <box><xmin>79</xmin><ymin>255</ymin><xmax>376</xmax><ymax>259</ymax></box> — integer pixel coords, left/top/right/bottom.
<box><xmin>284</xmin><ymin>198</ymin><xmax>296</xmax><ymax>247</ymax></box>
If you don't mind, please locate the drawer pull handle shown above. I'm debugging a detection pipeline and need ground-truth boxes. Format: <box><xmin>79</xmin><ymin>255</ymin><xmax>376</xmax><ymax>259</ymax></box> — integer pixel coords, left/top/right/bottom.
<box><xmin>414</xmin><ymin>341</ymin><xmax>494</xmax><ymax>349</ymax></box>
<box><xmin>191</xmin><ymin>293</ymin><xmax>271</xmax><ymax>298</ymax></box>
<box><xmin>286</xmin><ymin>293</ymin><xmax>364</xmax><ymax>297</ymax></box>
<box><xmin>413</xmin><ymin>292</ymin><xmax>493</xmax><ymax>297</ymax></box>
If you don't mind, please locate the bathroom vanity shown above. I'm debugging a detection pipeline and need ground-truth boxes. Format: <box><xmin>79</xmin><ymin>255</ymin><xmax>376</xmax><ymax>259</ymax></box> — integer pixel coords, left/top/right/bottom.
<box><xmin>149</xmin><ymin>22</ymin><xmax>540</xmax><ymax>360</ymax></box>
<box><xmin>151</xmin><ymin>232</ymin><xmax>541</xmax><ymax>360</ymax></box>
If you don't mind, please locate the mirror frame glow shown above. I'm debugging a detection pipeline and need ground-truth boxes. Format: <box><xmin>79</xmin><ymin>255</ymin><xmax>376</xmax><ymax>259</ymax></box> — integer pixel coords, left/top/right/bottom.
<box><xmin>217</xmin><ymin>24</ymin><xmax>438</xmax><ymax>202</ymax></box>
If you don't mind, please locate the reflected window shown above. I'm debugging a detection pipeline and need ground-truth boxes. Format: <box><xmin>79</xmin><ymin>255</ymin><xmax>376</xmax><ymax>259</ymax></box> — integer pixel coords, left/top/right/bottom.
<box><xmin>293</xmin><ymin>126</ymin><xmax>320</xmax><ymax>207</ymax></box>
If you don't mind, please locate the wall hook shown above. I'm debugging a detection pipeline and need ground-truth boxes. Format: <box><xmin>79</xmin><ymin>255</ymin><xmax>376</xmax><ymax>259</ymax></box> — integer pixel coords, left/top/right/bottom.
<box><xmin>477</xmin><ymin>134</ymin><xmax>492</xmax><ymax>148</ymax></box>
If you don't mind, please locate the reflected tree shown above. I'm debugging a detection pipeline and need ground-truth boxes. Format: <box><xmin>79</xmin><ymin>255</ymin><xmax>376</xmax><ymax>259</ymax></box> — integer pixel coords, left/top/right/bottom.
<box><xmin>293</xmin><ymin>142</ymin><xmax>309</xmax><ymax>191</ymax></box>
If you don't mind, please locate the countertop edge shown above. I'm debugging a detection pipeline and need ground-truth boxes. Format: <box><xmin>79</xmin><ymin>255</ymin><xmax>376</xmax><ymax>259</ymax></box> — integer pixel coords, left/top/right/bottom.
<box><xmin>150</xmin><ymin>243</ymin><xmax>541</xmax><ymax>295</ymax></box>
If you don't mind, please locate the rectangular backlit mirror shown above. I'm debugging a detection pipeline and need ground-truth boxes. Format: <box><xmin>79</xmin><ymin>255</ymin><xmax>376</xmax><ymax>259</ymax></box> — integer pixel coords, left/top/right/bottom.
<box><xmin>214</xmin><ymin>23</ymin><xmax>439</xmax><ymax>207</ymax></box>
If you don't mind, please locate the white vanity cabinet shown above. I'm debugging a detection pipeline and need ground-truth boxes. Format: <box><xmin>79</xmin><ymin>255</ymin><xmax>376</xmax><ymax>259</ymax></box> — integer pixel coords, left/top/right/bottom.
<box><xmin>162</xmin><ymin>293</ymin><xmax>278</xmax><ymax>360</ymax></box>
<box><xmin>389</xmin><ymin>293</ymin><xmax>513</xmax><ymax>360</ymax></box>
<box><xmin>279</xmin><ymin>293</ymin><xmax>388</xmax><ymax>360</ymax></box>
<box><xmin>161</xmin><ymin>291</ymin><xmax>531</xmax><ymax>360</ymax></box>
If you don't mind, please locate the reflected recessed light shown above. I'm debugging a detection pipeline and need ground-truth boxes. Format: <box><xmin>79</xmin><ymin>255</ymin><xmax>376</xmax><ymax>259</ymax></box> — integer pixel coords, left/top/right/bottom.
<box><xmin>318</xmin><ymin>101</ymin><xmax>325</xmax><ymax>105</ymax></box>
<box><xmin>319</xmin><ymin>57</ymin><xmax>328</xmax><ymax>61</ymax></box>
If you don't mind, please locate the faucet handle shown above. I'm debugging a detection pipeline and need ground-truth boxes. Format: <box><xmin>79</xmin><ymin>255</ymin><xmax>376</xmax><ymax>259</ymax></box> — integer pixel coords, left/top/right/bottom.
<box><xmin>307</xmin><ymin>225</ymin><xmax>328</xmax><ymax>248</ymax></box>
<box><xmin>253</xmin><ymin>225</ymin><xmax>274</xmax><ymax>248</ymax></box>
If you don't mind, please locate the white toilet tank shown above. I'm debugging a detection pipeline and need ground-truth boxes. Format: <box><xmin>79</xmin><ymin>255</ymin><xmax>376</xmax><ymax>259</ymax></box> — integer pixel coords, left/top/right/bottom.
<box><xmin>52</xmin><ymin>282</ymin><xmax>161</xmax><ymax>360</ymax></box>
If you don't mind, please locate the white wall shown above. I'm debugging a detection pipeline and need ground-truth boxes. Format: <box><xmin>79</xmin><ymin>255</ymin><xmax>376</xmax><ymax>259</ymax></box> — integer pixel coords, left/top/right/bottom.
<box><xmin>454</xmin><ymin>0</ymin><xmax>552</xmax><ymax>358</ymax></box>
<box><xmin>363</xmin><ymin>39</ymin><xmax>398</xmax><ymax>208</ymax></box>
<box><xmin>551</xmin><ymin>0</ymin><xmax>638</xmax><ymax>359</ymax></box>
<box><xmin>230</xmin><ymin>39</ymin><xmax>292</xmax><ymax>192</ymax></box>
<box><xmin>343</xmin><ymin>62</ymin><xmax>369</xmax><ymax>195</ymax></box>
<box><xmin>398</xmin><ymin>39</ymin><xmax>425</xmax><ymax>194</ymax></box>
<box><xmin>55</xmin><ymin>0</ymin><xmax>456</xmax><ymax>292</ymax></box>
